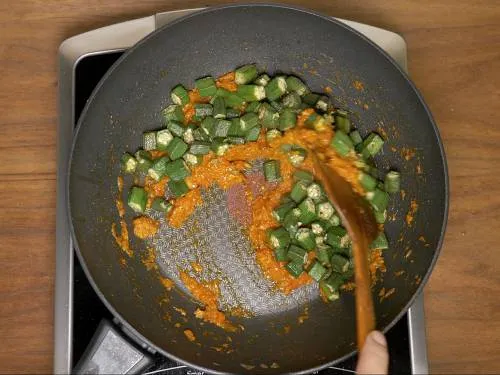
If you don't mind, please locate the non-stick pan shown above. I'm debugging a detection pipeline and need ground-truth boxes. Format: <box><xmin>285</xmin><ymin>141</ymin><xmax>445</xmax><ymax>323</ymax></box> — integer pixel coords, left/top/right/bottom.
<box><xmin>69</xmin><ymin>4</ymin><xmax>448</xmax><ymax>374</ymax></box>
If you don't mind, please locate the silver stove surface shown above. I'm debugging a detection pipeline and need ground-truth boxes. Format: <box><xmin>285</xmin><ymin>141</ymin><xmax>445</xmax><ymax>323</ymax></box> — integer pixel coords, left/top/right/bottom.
<box><xmin>55</xmin><ymin>8</ymin><xmax>428</xmax><ymax>374</ymax></box>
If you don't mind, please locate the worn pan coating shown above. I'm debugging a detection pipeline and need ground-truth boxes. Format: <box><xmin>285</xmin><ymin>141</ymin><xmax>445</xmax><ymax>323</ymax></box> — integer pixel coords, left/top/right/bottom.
<box><xmin>68</xmin><ymin>4</ymin><xmax>448</xmax><ymax>374</ymax></box>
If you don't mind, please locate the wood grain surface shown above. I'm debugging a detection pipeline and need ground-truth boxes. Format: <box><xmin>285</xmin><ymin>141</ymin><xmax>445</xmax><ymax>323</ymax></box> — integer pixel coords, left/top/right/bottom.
<box><xmin>0</xmin><ymin>0</ymin><xmax>499</xmax><ymax>373</ymax></box>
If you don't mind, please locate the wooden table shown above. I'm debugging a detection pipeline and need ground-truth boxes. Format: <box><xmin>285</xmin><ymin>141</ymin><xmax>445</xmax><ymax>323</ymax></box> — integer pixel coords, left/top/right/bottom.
<box><xmin>1</xmin><ymin>0</ymin><xmax>499</xmax><ymax>373</ymax></box>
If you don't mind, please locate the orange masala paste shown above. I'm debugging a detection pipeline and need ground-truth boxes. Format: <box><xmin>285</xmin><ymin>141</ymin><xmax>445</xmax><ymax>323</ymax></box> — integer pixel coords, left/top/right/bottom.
<box><xmin>179</xmin><ymin>271</ymin><xmax>237</xmax><ymax>332</ymax></box>
<box><xmin>132</xmin><ymin>216</ymin><xmax>160</xmax><ymax>239</ymax></box>
<box><xmin>111</xmin><ymin>176</ymin><xmax>133</xmax><ymax>257</ymax></box>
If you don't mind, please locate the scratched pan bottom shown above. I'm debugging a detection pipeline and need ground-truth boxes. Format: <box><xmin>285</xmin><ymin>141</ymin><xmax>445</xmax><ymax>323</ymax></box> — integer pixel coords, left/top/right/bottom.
<box><xmin>148</xmin><ymin>185</ymin><xmax>318</xmax><ymax>317</ymax></box>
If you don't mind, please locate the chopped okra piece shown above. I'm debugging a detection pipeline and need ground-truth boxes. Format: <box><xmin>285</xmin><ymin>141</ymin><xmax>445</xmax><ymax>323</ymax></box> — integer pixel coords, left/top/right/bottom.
<box><xmin>127</xmin><ymin>187</ymin><xmax>147</xmax><ymax>213</ymax></box>
<box><xmin>168</xmin><ymin>179</ymin><xmax>189</xmax><ymax>197</ymax></box>
<box><xmin>120</xmin><ymin>153</ymin><xmax>137</xmax><ymax>174</ymax></box>
<box><xmin>283</xmin><ymin>209</ymin><xmax>301</xmax><ymax>236</ymax></box>
<box><xmin>240</xmin><ymin>112</ymin><xmax>259</xmax><ymax>131</ymax></box>
<box><xmin>361</xmin><ymin>133</ymin><xmax>384</xmax><ymax>158</ymax></box>
<box><xmin>194</xmin><ymin>103</ymin><xmax>213</xmax><ymax>120</ymax></box>
<box><xmin>211</xmin><ymin>96</ymin><xmax>226</xmax><ymax>119</ymax></box>
<box><xmin>143</xmin><ymin>131</ymin><xmax>157</xmax><ymax>151</ymax></box>
<box><xmin>167</xmin><ymin>121</ymin><xmax>186</xmax><ymax>137</ymax></box>
<box><xmin>272</xmin><ymin>201</ymin><xmax>296</xmax><ymax>222</ymax></box>
<box><xmin>195</xmin><ymin>76</ymin><xmax>217</xmax><ymax>97</ymax></box>
<box><xmin>285</xmin><ymin>76</ymin><xmax>309</xmax><ymax>96</ymax></box>
<box><xmin>290</xmin><ymin>180</ymin><xmax>309</xmax><ymax>203</ymax></box>
<box><xmin>316</xmin><ymin>235</ymin><xmax>327</xmax><ymax>248</ymax></box>
<box><xmin>297</xmin><ymin>197</ymin><xmax>317</xmax><ymax>225</ymax></box>
<box><xmin>258</xmin><ymin>102</ymin><xmax>279</xmax><ymax>129</ymax></box>
<box><xmin>311</xmin><ymin>222</ymin><xmax>325</xmax><ymax>236</ymax></box>
<box><xmin>265</xmin><ymin>76</ymin><xmax>287</xmax><ymax>101</ymax></box>
<box><xmin>210</xmin><ymin>138</ymin><xmax>230</xmax><ymax>156</ymax></box>
<box><xmin>245</xmin><ymin>101</ymin><xmax>261</xmax><ymax>113</ymax></box>
<box><xmin>165</xmin><ymin>159</ymin><xmax>190</xmax><ymax>181</ymax></box>
<box><xmin>182</xmin><ymin>125</ymin><xmax>195</xmax><ymax>144</ymax></box>
<box><xmin>215</xmin><ymin>87</ymin><xmax>230</xmax><ymax>98</ymax></box>
<box><xmin>148</xmin><ymin>156</ymin><xmax>170</xmax><ymax>181</ymax></box>
<box><xmin>274</xmin><ymin>246</ymin><xmax>289</xmax><ymax>262</ymax></box>
<box><xmin>335</xmin><ymin>114</ymin><xmax>351</xmax><ymax>134</ymax></box>
<box><xmin>189</xmin><ymin>141</ymin><xmax>211</xmax><ymax>155</ymax></box>
<box><xmin>308</xmin><ymin>261</ymin><xmax>327</xmax><ymax>282</ymax></box>
<box><xmin>323</xmin><ymin>111</ymin><xmax>335</xmax><ymax>125</ymax></box>
<box><xmin>282</xmin><ymin>92</ymin><xmax>302</xmax><ymax>109</ymax></box>
<box><xmin>331</xmin><ymin>254</ymin><xmax>350</xmax><ymax>273</ymax></box>
<box><xmin>295</xmin><ymin>227</ymin><xmax>315</xmax><ymax>250</ymax></box>
<box><xmin>320</xmin><ymin>274</ymin><xmax>343</xmax><ymax>301</ymax></box>
<box><xmin>166</xmin><ymin>137</ymin><xmax>188</xmax><ymax>160</ymax></box>
<box><xmin>263</xmin><ymin>160</ymin><xmax>281</xmax><ymax>182</ymax></box>
<box><xmin>374</xmin><ymin>209</ymin><xmax>387</xmax><ymax>224</ymax></box>
<box><xmin>225</xmin><ymin>92</ymin><xmax>246</xmax><ymax>109</ymax></box>
<box><xmin>151</xmin><ymin>197</ymin><xmax>173</xmax><ymax>213</ymax></box>
<box><xmin>279</xmin><ymin>108</ymin><xmax>297</xmax><ymax>131</ymax></box>
<box><xmin>254</xmin><ymin>73</ymin><xmax>270</xmax><ymax>86</ymax></box>
<box><xmin>235</xmin><ymin>64</ymin><xmax>258</xmax><ymax>84</ymax></box>
<box><xmin>316</xmin><ymin>245</ymin><xmax>332</xmax><ymax>266</ymax></box>
<box><xmin>307</xmin><ymin>182</ymin><xmax>323</xmax><ymax>201</ymax></box>
<box><xmin>326</xmin><ymin>227</ymin><xmax>350</xmax><ymax>248</ymax></box>
<box><xmin>156</xmin><ymin>129</ymin><xmax>174</xmax><ymax>151</ymax></box>
<box><xmin>270</xmin><ymin>100</ymin><xmax>283</xmax><ymax>112</ymax></box>
<box><xmin>293</xmin><ymin>170</ymin><xmax>314</xmax><ymax>183</ymax></box>
<box><xmin>266</xmin><ymin>129</ymin><xmax>281</xmax><ymax>142</ymax></box>
<box><xmin>162</xmin><ymin>104</ymin><xmax>185</xmax><ymax>123</ymax></box>
<box><xmin>302</xmin><ymin>93</ymin><xmax>320</xmax><ymax>106</ymax></box>
<box><xmin>236</xmin><ymin>85</ymin><xmax>266</xmax><ymax>101</ymax></box>
<box><xmin>171</xmin><ymin>84</ymin><xmax>190</xmax><ymax>106</ymax></box>
<box><xmin>135</xmin><ymin>150</ymin><xmax>153</xmax><ymax>172</ymax></box>
<box><xmin>213</xmin><ymin>119</ymin><xmax>231</xmax><ymax>138</ymax></box>
<box><xmin>183</xmin><ymin>152</ymin><xmax>203</xmax><ymax>166</ymax></box>
<box><xmin>200</xmin><ymin>116</ymin><xmax>216</xmax><ymax>136</ymax></box>
<box><xmin>317</xmin><ymin>201</ymin><xmax>334</xmax><ymax>220</ymax></box>
<box><xmin>193</xmin><ymin>127</ymin><xmax>210</xmax><ymax>142</ymax></box>
<box><xmin>328</xmin><ymin>214</ymin><xmax>341</xmax><ymax>227</ymax></box>
<box><xmin>349</xmin><ymin>130</ymin><xmax>363</xmax><ymax>145</ymax></box>
<box><xmin>359</xmin><ymin>172</ymin><xmax>378</xmax><ymax>191</ymax></box>
<box><xmin>245</xmin><ymin>125</ymin><xmax>261</xmax><ymax>142</ymax></box>
<box><xmin>226</xmin><ymin>136</ymin><xmax>246</xmax><ymax>145</ymax></box>
<box><xmin>371</xmin><ymin>232</ymin><xmax>389</xmax><ymax>250</ymax></box>
<box><xmin>287</xmin><ymin>244</ymin><xmax>308</xmax><ymax>265</ymax></box>
<box><xmin>305</xmin><ymin>112</ymin><xmax>329</xmax><ymax>131</ymax></box>
<box><xmin>384</xmin><ymin>171</ymin><xmax>401</xmax><ymax>194</ymax></box>
<box><xmin>226</xmin><ymin>119</ymin><xmax>243</xmax><ymax>138</ymax></box>
<box><xmin>225</xmin><ymin>107</ymin><xmax>240</xmax><ymax>119</ymax></box>
<box><xmin>266</xmin><ymin>129</ymin><xmax>282</xmax><ymax>142</ymax></box>
<box><xmin>286</xmin><ymin>260</ymin><xmax>304</xmax><ymax>278</ymax></box>
<box><xmin>366</xmin><ymin>188</ymin><xmax>389</xmax><ymax>212</ymax></box>
<box><xmin>268</xmin><ymin>227</ymin><xmax>290</xmax><ymax>249</ymax></box>
<box><xmin>287</xmin><ymin>147</ymin><xmax>307</xmax><ymax>167</ymax></box>
<box><xmin>331</xmin><ymin>130</ymin><xmax>354</xmax><ymax>156</ymax></box>
<box><xmin>315</xmin><ymin>96</ymin><xmax>329</xmax><ymax>112</ymax></box>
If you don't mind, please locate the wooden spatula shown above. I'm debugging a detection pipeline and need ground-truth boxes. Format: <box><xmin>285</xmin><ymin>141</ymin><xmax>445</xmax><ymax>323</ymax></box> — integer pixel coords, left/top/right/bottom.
<box><xmin>311</xmin><ymin>151</ymin><xmax>378</xmax><ymax>350</ymax></box>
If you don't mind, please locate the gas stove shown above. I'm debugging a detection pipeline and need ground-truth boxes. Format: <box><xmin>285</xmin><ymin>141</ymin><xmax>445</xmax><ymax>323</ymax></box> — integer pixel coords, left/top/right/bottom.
<box><xmin>56</xmin><ymin>8</ymin><xmax>429</xmax><ymax>374</ymax></box>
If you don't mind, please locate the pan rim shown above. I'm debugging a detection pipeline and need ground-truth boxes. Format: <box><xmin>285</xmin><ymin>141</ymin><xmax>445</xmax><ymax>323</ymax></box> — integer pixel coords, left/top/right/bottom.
<box><xmin>67</xmin><ymin>3</ymin><xmax>449</xmax><ymax>374</ymax></box>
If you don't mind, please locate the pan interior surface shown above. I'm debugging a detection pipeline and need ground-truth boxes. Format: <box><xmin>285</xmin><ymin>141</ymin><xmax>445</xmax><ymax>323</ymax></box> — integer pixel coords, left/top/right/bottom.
<box><xmin>68</xmin><ymin>4</ymin><xmax>447</xmax><ymax>374</ymax></box>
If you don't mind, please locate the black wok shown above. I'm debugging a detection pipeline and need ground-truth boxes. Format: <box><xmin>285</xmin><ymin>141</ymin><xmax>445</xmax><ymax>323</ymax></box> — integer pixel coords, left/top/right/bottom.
<box><xmin>69</xmin><ymin>4</ymin><xmax>448</xmax><ymax>374</ymax></box>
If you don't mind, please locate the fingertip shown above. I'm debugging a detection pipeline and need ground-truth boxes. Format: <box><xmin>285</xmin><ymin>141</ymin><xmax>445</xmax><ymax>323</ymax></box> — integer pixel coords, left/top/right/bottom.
<box><xmin>356</xmin><ymin>331</ymin><xmax>389</xmax><ymax>374</ymax></box>
<box><xmin>368</xmin><ymin>330</ymin><xmax>387</xmax><ymax>347</ymax></box>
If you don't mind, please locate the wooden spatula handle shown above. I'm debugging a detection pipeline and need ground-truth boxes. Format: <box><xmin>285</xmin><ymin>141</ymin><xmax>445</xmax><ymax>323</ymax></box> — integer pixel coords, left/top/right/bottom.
<box><xmin>353</xmin><ymin>239</ymin><xmax>376</xmax><ymax>350</ymax></box>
